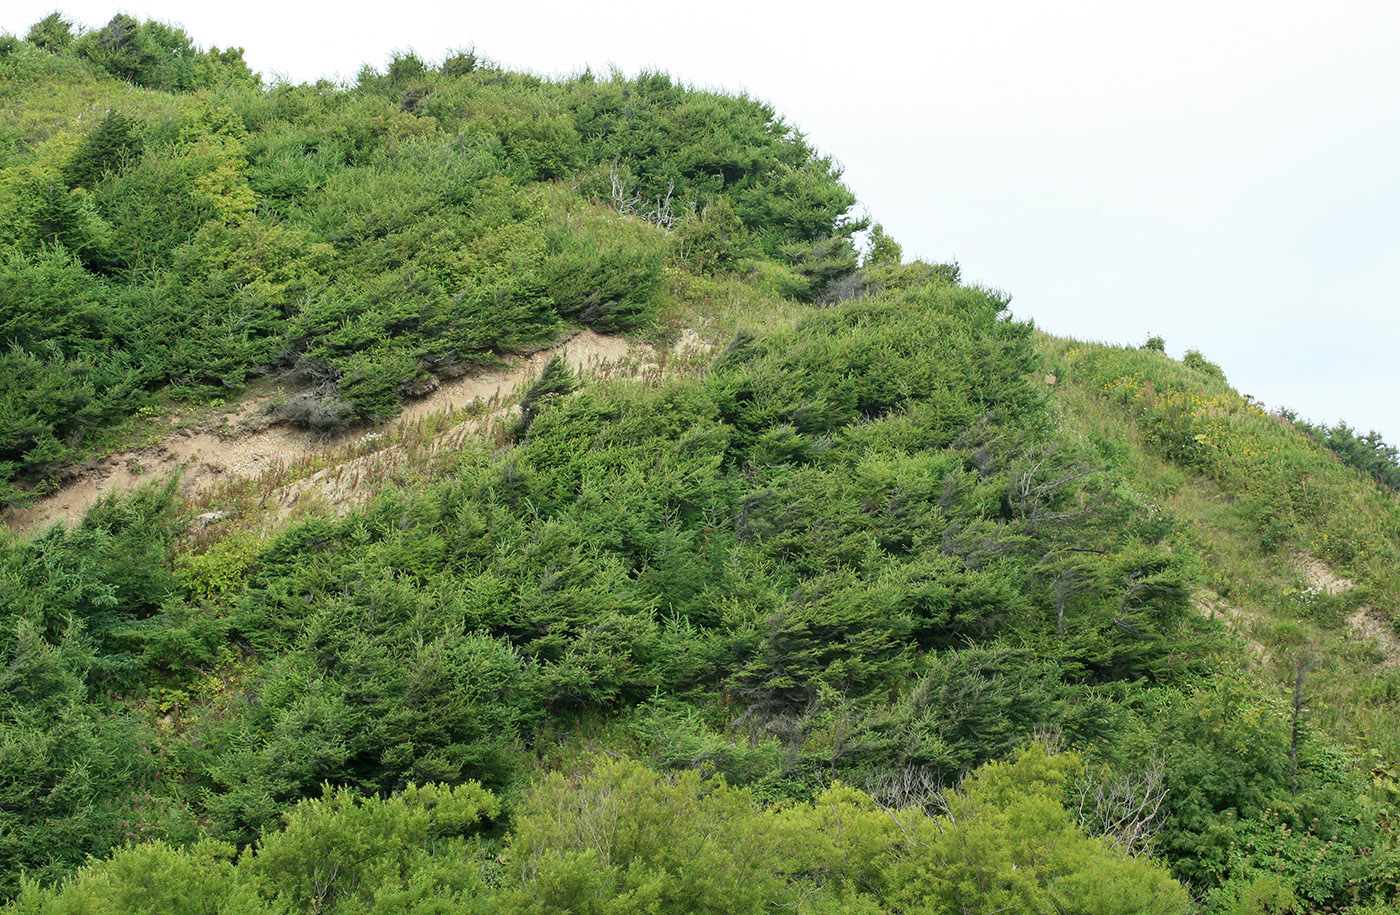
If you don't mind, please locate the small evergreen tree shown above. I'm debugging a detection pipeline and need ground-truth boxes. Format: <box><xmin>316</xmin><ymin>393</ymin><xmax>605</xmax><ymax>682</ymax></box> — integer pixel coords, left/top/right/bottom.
<box><xmin>25</xmin><ymin>12</ymin><xmax>74</xmax><ymax>53</ymax></box>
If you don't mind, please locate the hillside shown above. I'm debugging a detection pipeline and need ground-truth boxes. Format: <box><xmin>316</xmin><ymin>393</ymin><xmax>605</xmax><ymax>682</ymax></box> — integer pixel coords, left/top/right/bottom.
<box><xmin>2</xmin><ymin>14</ymin><xmax>1400</xmax><ymax>914</ymax></box>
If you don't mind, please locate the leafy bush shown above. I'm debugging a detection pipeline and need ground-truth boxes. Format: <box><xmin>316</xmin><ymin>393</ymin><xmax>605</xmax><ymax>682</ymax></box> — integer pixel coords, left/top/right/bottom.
<box><xmin>0</xmin><ymin>28</ymin><xmax>861</xmax><ymax>494</ymax></box>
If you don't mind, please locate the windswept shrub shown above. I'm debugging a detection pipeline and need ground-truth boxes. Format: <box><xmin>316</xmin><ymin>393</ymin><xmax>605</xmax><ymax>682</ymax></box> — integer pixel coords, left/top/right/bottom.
<box><xmin>780</xmin><ymin>234</ymin><xmax>860</xmax><ymax>302</ymax></box>
<box><xmin>25</xmin><ymin>13</ymin><xmax>75</xmax><ymax>54</ymax></box>
<box><xmin>1183</xmin><ymin>347</ymin><xmax>1226</xmax><ymax>381</ymax></box>
<box><xmin>515</xmin><ymin>354</ymin><xmax>577</xmax><ymax>437</ymax></box>
<box><xmin>537</xmin><ymin>197</ymin><xmax>671</xmax><ymax>330</ymax></box>
<box><xmin>677</xmin><ymin>196</ymin><xmax>755</xmax><ymax>275</ymax></box>
<box><xmin>863</xmin><ymin>222</ymin><xmax>902</xmax><ymax>266</ymax></box>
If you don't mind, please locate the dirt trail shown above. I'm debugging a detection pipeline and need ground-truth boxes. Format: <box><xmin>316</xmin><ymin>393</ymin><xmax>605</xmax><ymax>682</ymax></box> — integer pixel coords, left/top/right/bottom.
<box><xmin>1</xmin><ymin>330</ymin><xmax>658</xmax><ymax>536</ymax></box>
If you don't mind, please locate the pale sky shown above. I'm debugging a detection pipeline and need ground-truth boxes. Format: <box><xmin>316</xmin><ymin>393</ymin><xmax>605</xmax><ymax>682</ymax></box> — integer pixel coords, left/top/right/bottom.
<box><xmin>6</xmin><ymin>1</ymin><xmax>1399</xmax><ymax>441</ymax></box>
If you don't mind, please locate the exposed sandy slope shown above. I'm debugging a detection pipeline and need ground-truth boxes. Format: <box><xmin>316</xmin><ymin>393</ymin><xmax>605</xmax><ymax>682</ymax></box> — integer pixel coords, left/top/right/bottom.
<box><xmin>1349</xmin><ymin>608</ymin><xmax>1400</xmax><ymax>668</ymax></box>
<box><xmin>1190</xmin><ymin>553</ymin><xmax>1400</xmax><ymax>671</ymax></box>
<box><xmin>1295</xmin><ymin>552</ymin><xmax>1355</xmax><ymax>596</ymax></box>
<box><xmin>1</xmin><ymin>329</ymin><xmax>673</xmax><ymax>536</ymax></box>
<box><xmin>1193</xmin><ymin>588</ymin><xmax>1272</xmax><ymax>666</ymax></box>
<box><xmin>259</xmin><ymin>331</ymin><xmax>650</xmax><ymax>519</ymax></box>
<box><xmin>1292</xmin><ymin>552</ymin><xmax>1400</xmax><ymax>668</ymax></box>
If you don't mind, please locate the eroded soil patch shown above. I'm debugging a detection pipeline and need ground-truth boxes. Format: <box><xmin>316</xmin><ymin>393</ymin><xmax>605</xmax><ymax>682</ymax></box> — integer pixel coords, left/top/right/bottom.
<box><xmin>2</xmin><ymin>330</ymin><xmax>676</xmax><ymax>536</ymax></box>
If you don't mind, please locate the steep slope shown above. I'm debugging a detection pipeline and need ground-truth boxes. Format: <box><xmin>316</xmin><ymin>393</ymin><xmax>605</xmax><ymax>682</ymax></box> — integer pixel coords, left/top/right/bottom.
<box><xmin>1041</xmin><ymin>336</ymin><xmax>1400</xmax><ymax>758</ymax></box>
<box><xmin>0</xmin><ymin>17</ymin><xmax>856</xmax><ymax>506</ymax></box>
<box><xmin>3</xmin><ymin>13</ymin><xmax>1400</xmax><ymax>915</ymax></box>
<box><xmin>1</xmin><ymin>328</ymin><xmax>646</xmax><ymax>533</ymax></box>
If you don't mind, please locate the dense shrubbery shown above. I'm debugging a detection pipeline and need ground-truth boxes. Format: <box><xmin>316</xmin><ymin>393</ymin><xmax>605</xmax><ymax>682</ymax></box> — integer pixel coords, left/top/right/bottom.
<box><xmin>0</xmin><ymin>18</ymin><xmax>858</xmax><ymax>501</ymax></box>
<box><xmin>4</xmin><ymin>12</ymin><xmax>1400</xmax><ymax>912</ymax></box>
<box><xmin>5</xmin><ymin>750</ymin><xmax>1189</xmax><ymax>914</ymax></box>
<box><xmin>5</xmin><ymin>273</ymin><xmax>1397</xmax><ymax>906</ymax></box>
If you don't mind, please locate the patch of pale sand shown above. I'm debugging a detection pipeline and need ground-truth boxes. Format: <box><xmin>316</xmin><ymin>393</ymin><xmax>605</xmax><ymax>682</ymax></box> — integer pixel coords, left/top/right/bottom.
<box><xmin>2</xmin><ymin>330</ymin><xmax>644</xmax><ymax>537</ymax></box>
<box><xmin>671</xmin><ymin>327</ymin><xmax>711</xmax><ymax>356</ymax></box>
<box><xmin>1288</xmin><ymin>553</ymin><xmax>1400</xmax><ymax>667</ymax></box>
<box><xmin>1193</xmin><ymin>588</ymin><xmax>1272</xmax><ymax>666</ymax></box>
<box><xmin>1347</xmin><ymin>607</ymin><xmax>1400</xmax><ymax>668</ymax></box>
<box><xmin>1295</xmin><ymin>552</ymin><xmax>1355</xmax><ymax>595</ymax></box>
<box><xmin>261</xmin><ymin>416</ymin><xmax>496</xmax><ymax>517</ymax></box>
<box><xmin>398</xmin><ymin>329</ymin><xmax>636</xmax><ymax>424</ymax></box>
<box><xmin>265</xmin><ymin>332</ymin><xmax>651</xmax><ymax>517</ymax></box>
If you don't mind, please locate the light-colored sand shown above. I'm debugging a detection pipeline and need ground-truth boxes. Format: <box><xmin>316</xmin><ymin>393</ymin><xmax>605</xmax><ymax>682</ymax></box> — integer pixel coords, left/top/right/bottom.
<box><xmin>1193</xmin><ymin>588</ymin><xmax>1272</xmax><ymax>666</ymax></box>
<box><xmin>1295</xmin><ymin>552</ymin><xmax>1356</xmax><ymax>596</ymax></box>
<box><xmin>1293</xmin><ymin>552</ymin><xmax>1399</xmax><ymax>667</ymax></box>
<box><xmin>2</xmin><ymin>330</ymin><xmax>650</xmax><ymax>536</ymax></box>
<box><xmin>1347</xmin><ymin>607</ymin><xmax>1400</xmax><ymax>668</ymax></box>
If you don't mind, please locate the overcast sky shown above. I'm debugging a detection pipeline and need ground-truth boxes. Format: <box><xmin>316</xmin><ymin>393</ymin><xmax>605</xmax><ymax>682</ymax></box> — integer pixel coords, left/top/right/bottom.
<box><xmin>7</xmin><ymin>1</ymin><xmax>1399</xmax><ymax>440</ymax></box>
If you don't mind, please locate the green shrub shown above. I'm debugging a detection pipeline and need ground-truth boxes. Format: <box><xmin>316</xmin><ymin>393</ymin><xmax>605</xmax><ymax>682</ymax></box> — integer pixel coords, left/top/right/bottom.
<box><xmin>677</xmin><ymin>196</ymin><xmax>755</xmax><ymax>275</ymax></box>
<box><xmin>24</xmin><ymin>13</ymin><xmax>74</xmax><ymax>54</ymax></box>
<box><xmin>63</xmin><ymin>109</ymin><xmax>144</xmax><ymax>189</ymax></box>
<box><xmin>1183</xmin><ymin>347</ymin><xmax>1226</xmax><ymax>381</ymax></box>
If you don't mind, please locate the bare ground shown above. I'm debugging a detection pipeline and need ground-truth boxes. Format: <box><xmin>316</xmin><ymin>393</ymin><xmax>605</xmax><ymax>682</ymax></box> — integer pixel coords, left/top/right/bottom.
<box><xmin>1</xmin><ymin>329</ymin><xmax>690</xmax><ymax>537</ymax></box>
<box><xmin>1293</xmin><ymin>552</ymin><xmax>1400</xmax><ymax>667</ymax></box>
<box><xmin>1193</xmin><ymin>588</ymin><xmax>1272</xmax><ymax>667</ymax></box>
<box><xmin>1348</xmin><ymin>607</ymin><xmax>1400</xmax><ymax>668</ymax></box>
<box><xmin>1294</xmin><ymin>552</ymin><xmax>1356</xmax><ymax>596</ymax></box>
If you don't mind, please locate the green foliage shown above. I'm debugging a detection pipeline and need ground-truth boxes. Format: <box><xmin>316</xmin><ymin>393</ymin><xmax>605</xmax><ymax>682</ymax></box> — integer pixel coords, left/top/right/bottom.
<box><xmin>1183</xmin><ymin>347</ymin><xmax>1227</xmax><ymax>381</ymax></box>
<box><xmin>6</xmin><ymin>841</ymin><xmax>263</xmax><ymax>915</ymax></box>
<box><xmin>500</xmin><ymin>758</ymin><xmax>787</xmax><ymax>913</ymax></box>
<box><xmin>2</xmin><ymin>17</ymin><xmax>1398</xmax><ymax>911</ymax></box>
<box><xmin>2</xmin><ymin>268</ymin><xmax>1240</xmax><ymax>894</ymax></box>
<box><xmin>24</xmin><ymin>14</ymin><xmax>74</xmax><ymax>54</ymax></box>
<box><xmin>1120</xmin><ymin>679</ymin><xmax>1293</xmax><ymax>883</ymax></box>
<box><xmin>884</xmin><ymin>745</ymin><xmax>1188</xmax><ymax>915</ymax></box>
<box><xmin>1284</xmin><ymin>412</ymin><xmax>1400</xmax><ymax>491</ymax></box>
<box><xmin>498</xmin><ymin>751</ymin><xmax>1186</xmax><ymax>914</ymax></box>
<box><xmin>67</xmin><ymin>15</ymin><xmax>255</xmax><ymax>93</ymax></box>
<box><xmin>536</xmin><ymin>194</ymin><xmax>671</xmax><ymax>331</ymax></box>
<box><xmin>61</xmin><ymin>109</ymin><xmax>143</xmax><ymax>190</ymax></box>
<box><xmin>677</xmin><ymin>196</ymin><xmax>755</xmax><ymax>274</ymax></box>
<box><xmin>1061</xmin><ymin>341</ymin><xmax>1400</xmax><ymax>585</ymax></box>
<box><xmin>175</xmin><ymin>530</ymin><xmax>264</xmax><ymax>604</ymax></box>
<box><xmin>249</xmin><ymin>781</ymin><xmax>498</xmax><ymax>913</ymax></box>
<box><xmin>780</xmin><ymin>234</ymin><xmax>861</xmax><ymax>301</ymax></box>
<box><xmin>0</xmin><ymin>26</ymin><xmax>859</xmax><ymax>492</ymax></box>
<box><xmin>0</xmin><ymin>618</ymin><xmax>192</xmax><ymax>901</ymax></box>
<box><xmin>515</xmin><ymin>354</ymin><xmax>577</xmax><ymax>436</ymax></box>
<box><xmin>863</xmin><ymin>222</ymin><xmax>902</xmax><ymax>266</ymax></box>
<box><xmin>5</xmin><ymin>752</ymin><xmax>1186</xmax><ymax>913</ymax></box>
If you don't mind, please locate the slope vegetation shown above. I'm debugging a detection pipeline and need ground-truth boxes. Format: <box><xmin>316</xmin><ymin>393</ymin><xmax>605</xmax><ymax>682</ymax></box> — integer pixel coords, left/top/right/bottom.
<box><xmin>2</xmin><ymin>14</ymin><xmax>1399</xmax><ymax>914</ymax></box>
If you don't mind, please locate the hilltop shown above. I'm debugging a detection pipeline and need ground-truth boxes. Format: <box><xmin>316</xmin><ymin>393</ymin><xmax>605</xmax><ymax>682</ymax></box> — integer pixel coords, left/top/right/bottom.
<box><xmin>2</xmin><ymin>14</ymin><xmax>1400</xmax><ymax>914</ymax></box>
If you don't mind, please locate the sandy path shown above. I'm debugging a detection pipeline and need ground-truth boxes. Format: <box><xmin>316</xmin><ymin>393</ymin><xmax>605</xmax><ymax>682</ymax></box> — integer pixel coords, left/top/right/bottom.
<box><xmin>1</xmin><ymin>330</ymin><xmax>648</xmax><ymax>536</ymax></box>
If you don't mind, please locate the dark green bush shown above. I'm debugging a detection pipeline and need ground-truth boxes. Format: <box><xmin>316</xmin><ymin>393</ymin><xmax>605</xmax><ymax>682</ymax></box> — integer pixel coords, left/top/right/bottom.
<box><xmin>63</xmin><ymin>110</ymin><xmax>144</xmax><ymax>189</ymax></box>
<box><xmin>24</xmin><ymin>13</ymin><xmax>74</xmax><ymax>53</ymax></box>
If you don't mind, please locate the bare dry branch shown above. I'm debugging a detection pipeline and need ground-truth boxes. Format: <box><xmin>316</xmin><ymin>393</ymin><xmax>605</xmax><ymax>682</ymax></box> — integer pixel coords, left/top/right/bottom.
<box><xmin>1074</xmin><ymin>754</ymin><xmax>1169</xmax><ymax>856</ymax></box>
